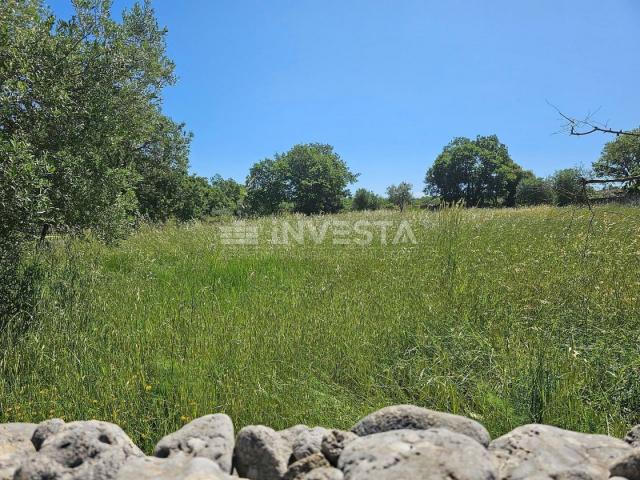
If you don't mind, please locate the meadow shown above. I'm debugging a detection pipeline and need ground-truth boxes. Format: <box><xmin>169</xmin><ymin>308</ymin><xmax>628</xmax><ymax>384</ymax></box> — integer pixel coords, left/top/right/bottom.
<box><xmin>1</xmin><ymin>205</ymin><xmax>639</xmax><ymax>452</ymax></box>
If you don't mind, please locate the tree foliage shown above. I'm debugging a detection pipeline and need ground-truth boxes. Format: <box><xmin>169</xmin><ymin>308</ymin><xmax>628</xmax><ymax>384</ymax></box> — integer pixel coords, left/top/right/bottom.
<box><xmin>1</xmin><ymin>0</ymin><xmax>212</xmax><ymax>322</ymax></box>
<box><xmin>386</xmin><ymin>182</ymin><xmax>413</xmax><ymax>212</ymax></box>
<box><xmin>245</xmin><ymin>143</ymin><xmax>357</xmax><ymax>215</ymax></box>
<box><xmin>593</xmin><ymin>129</ymin><xmax>640</xmax><ymax>191</ymax></box>
<box><xmin>515</xmin><ymin>175</ymin><xmax>554</xmax><ymax>206</ymax></box>
<box><xmin>1</xmin><ymin>0</ymin><xmax>195</xmax><ymax>238</ymax></box>
<box><xmin>425</xmin><ymin>135</ymin><xmax>524</xmax><ymax>207</ymax></box>
<box><xmin>550</xmin><ymin>168</ymin><xmax>588</xmax><ymax>206</ymax></box>
<box><xmin>351</xmin><ymin>188</ymin><xmax>382</xmax><ymax>211</ymax></box>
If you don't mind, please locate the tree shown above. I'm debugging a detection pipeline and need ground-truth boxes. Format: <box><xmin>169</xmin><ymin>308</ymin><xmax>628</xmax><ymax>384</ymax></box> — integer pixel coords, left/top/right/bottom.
<box><xmin>1</xmin><ymin>0</ymin><xmax>192</xmax><ymax>237</ymax></box>
<box><xmin>550</xmin><ymin>168</ymin><xmax>588</xmax><ymax>206</ymax></box>
<box><xmin>593</xmin><ymin>129</ymin><xmax>640</xmax><ymax>192</ymax></box>
<box><xmin>209</xmin><ymin>175</ymin><xmax>246</xmax><ymax>215</ymax></box>
<box><xmin>245</xmin><ymin>143</ymin><xmax>357</xmax><ymax>215</ymax></box>
<box><xmin>515</xmin><ymin>175</ymin><xmax>554</xmax><ymax>206</ymax></box>
<box><xmin>425</xmin><ymin>135</ymin><xmax>524</xmax><ymax>207</ymax></box>
<box><xmin>1</xmin><ymin>0</ymin><xmax>193</xmax><ymax>322</ymax></box>
<box><xmin>352</xmin><ymin>188</ymin><xmax>382</xmax><ymax>211</ymax></box>
<box><xmin>387</xmin><ymin>182</ymin><xmax>413</xmax><ymax>212</ymax></box>
<box><xmin>245</xmin><ymin>159</ymin><xmax>289</xmax><ymax>215</ymax></box>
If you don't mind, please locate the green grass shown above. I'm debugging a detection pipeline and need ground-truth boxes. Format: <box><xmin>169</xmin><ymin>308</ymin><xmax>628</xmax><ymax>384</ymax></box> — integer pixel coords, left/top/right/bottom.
<box><xmin>1</xmin><ymin>205</ymin><xmax>640</xmax><ymax>451</ymax></box>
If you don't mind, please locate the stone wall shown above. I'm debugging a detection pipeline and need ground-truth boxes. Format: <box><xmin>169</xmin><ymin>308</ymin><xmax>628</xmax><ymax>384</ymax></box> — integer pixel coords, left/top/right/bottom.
<box><xmin>2</xmin><ymin>404</ymin><xmax>639</xmax><ymax>479</ymax></box>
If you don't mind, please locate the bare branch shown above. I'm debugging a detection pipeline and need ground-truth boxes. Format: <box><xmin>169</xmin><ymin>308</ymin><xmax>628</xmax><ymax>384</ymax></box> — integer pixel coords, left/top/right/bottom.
<box><xmin>579</xmin><ymin>175</ymin><xmax>640</xmax><ymax>185</ymax></box>
<box><xmin>547</xmin><ymin>101</ymin><xmax>640</xmax><ymax>138</ymax></box>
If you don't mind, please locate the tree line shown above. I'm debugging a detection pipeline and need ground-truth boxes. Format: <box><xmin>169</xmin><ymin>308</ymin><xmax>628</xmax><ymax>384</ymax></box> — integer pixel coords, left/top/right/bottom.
<box><xmin>2</xmin><ymin>1</ymin><xmax>639</xmax><ymax>324</ymax></box>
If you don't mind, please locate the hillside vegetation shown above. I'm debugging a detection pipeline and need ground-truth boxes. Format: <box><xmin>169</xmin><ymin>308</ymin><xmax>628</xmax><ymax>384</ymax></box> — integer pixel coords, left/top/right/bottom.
<box><xmin>1</xmin><ymin>205</ymin><xmax>639</xmax><ymax>451</ymax></box>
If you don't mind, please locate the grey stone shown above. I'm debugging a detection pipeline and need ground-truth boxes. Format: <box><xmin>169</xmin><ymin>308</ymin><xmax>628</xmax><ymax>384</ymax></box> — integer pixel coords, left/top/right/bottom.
<box><xmin>338</xmin><ymin>427</ymin><xmax>498</xmax><ymax>480</ymax></box>
<box><xmin>14</xmin><ymin>420</ymin><xmax>143</xmax><ymax>480</ymax></box>
<box><xmin>279</xmin><ymin>425</ymin><xmax>310</xmax><ymax>448</ymax></box>
<box><xmin>610</xmin><ymin>449</ymin><xmax>640</xmax><ymax>480</ymax></box>
<box><xmin>234</xmin><ymin>425</ymin><xmax>292</xmax><ymax>480</ymax></box>
<box><xmin>283</xmin><ymin>453</ymin><xmax>330</xmax><ymax>480</ymax></box>
<box><xmin>291</xmin><ymin>427</ymin><xmax>329</xmax><ymax>461</ymax></box>
<box><xmin>625</xmin><ymin>426</ymin><xmax>640</xmax><ymax>448</ymax></box>
<box><xmin>302</xmin><ymin>467</ymin><xmax>344</xmax><ymax>480</ymax></box>
<box><xmin>116</xmin><ymin>454</ymin><xmax>235</xmax><ymax>480</ymax></box>
<box><xmin>489</xmin><ymin>424</ymin><xmax>632</xmax><ymax>480</ymax></box>
<box><xmin>351</xmin><ymin>404</ymin><xmax>490</xmax><ymax>446</ymax></box>
<box><xmin>0</xmin><ymin>423</ymin><xmax>36</xmax><ymax>480</ymax></box>
<box><xmin>154</xmin><ymin>414</ymin><xmax>234</xmax><ymax>472</ymax></box>
<box><xmin>320</xmin><ymin>430</ymin><xmax>357</xmax><ymax>466</ymax></box>
<box><xmin>31</xmin><ymin>419</ymin><xmax>65</xmax><ymax>451</ymax></box>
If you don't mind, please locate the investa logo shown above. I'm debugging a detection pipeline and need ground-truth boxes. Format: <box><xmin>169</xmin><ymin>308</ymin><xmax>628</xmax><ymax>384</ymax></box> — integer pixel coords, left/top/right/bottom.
<box><xmin>271</xmin><ymin>219</ymin><xmax>418</xmax><ymax>246</ymax></box>
<box><xmin>220</xmin><ymin>219</ymin><xmax>418</xmax><ymax>246</ymax></box>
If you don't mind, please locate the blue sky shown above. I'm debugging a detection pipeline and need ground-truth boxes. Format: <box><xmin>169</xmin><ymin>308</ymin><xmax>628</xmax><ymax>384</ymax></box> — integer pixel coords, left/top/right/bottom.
<box><xmin>47</xmin><ymin>0</ymin><xmax>640</xmax><ymax>195</ymax></box>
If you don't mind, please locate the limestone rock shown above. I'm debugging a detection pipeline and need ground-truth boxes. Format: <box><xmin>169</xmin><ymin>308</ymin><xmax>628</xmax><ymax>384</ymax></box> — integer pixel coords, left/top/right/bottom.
<box><xmin>234</xmin><ymin>425</ymin><xmax>292</xmax><ymax>480</ymax></box>
<box><xmin>283</xmin><ymin>453</ymin><xmax>330</xmax><ymax>480</ymax></box>
<box><xmin>625</xmin><ymin>426</ymin><xmax>640</xmax><ymax>448</ymax></box>
<box><xmin>320</xmin><ymin>430</ymin><xmax>357</xmax><ymax>466</ymax></box>
<box><xmin>302</xmin><ymin>467</ymin><xmax>344</xmax><ymax>480</ymax></box>
<box><xmin>489</xmin><ymin>424</ymin><xmax>632</xmax><ymax>480</ymax></box>
<box><xmin>278</xmin><ymin>425</ymin><xmax>309</xmax><ymax>449</ymax></box>
<box><xmin>291</xmin><ymin>427</ymin><xmax>329</xmax><ymax>461</ymax></box>
<box><xmin>14</xmin><ymin>420</ymin><xmax>143</xmax><ymax>480</ymax></box>
<box><xmin>154</xmin><ymin>414</ymin><xmax>234</xmax><ymax>472</ymax></box>
<box><xmin>351</xmin><ymin>404</ymin><xmax>490</xmax><ymax>446</ymax></box>
<box><xmin>116</xmin><ymin>454</ymin><xmax>235</xmax><ymax>480</ymax></box>
<box><xmin>338</xmin><ymin>427</ymin><xmax>498</xmax><ymax>480</ymax></box>
<box><xmin>609</xmin><ymin>449</ymin><xmax>640</xmax><ymax>480</ymax></box>
<box><xmin>0</xmin><ymin>423</ymin><xmax>36</xmax><ymax>480</ymax></box>
<box><xmin>31</xmin><ymin>419</ymin><xmax>65</xmax><ymax>451</ymax></box>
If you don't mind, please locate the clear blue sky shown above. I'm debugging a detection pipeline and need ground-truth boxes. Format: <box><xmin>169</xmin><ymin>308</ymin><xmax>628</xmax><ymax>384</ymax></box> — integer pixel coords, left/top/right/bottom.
<box><xmin>47</xmin><ymin>0</ymin><xmax>640</xmax><ymax>195</ymax></box>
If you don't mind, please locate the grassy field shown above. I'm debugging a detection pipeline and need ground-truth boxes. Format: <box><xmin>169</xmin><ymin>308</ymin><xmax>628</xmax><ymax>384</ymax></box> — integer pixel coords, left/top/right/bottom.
<box><xmin>1</xmin><ymin>205</ymin><xmax>639</xmax><ymax>451</ymax></box>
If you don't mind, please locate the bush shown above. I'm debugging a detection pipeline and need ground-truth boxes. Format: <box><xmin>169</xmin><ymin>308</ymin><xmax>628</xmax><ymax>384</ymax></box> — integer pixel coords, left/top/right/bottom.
<box><xmin>352</xmin><ymin>188</ymin><xmax>382</xmax><ymax>211</ymax></box>
<box><xmin>550</xmin><ymin>168</ymin><xmax>588</xmax><ymax>206</ymax></box>
<box><xmin>516</xmin><ymin>177</ymin><xmax>554</xmax><ymax>206</ymax></box>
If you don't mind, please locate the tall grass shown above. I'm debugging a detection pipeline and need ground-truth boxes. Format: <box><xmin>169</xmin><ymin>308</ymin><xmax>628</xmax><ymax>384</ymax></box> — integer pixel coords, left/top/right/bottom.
<box><xmin>1</xmin><ymin>205</ymin><xmax>639</xmax><ymax>451</ymax></box>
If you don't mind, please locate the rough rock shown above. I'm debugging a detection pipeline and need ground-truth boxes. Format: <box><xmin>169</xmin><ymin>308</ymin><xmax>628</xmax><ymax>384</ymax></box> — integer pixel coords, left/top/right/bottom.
<box><xmin>291</xmin><ymin>427</ymin><xmax>329</xmax><ymax>461</ymax></box>
<box><xmin>338</xmin><ymin>427</ymin><xmax>498</xmax><ymax>480</ymax></box>
<box><xmin>116</xmin><ymin>454</ymin><xmax>235</xmax><ymax>480</ymax></box>
<box><xmin>302</xmin><ymin>467</ymin><xmax>344</xmax><ymax>480</ymax></box>
<box><xmin>283</xmin><ymin>453</ymin><xmax>330</xmax><ymax>480</ymax></box>
<box><xmin>14</xmin><ymin>420</ymin><xmax>143</xmax><ymax>480</ymax></box>
<box><xmin>320</xmin><ymin>430</ymin><xmax>357</xmax><ymax>466</ymax></box>
<box><xmin>489</xmin><ymin>424</ymin><xmax>632</xmax><ymax>480</ymax></box>
<box><xmin>351</xmin><ymin>404</ymin><xmax>490</xmax><ymax>446</ymax></box>
<box><xmin>609</xmin><ymin>449</ymin><xmax>640</xmax><ymax>480</ymax></box>
<box><xmin>278</xmin><ymin>425</ymin><xmax>310</xmax><ymax>448</ymax></box>
<box><xmin>31</xmin><ymin>419</ymin><xmax>65</xmax><ymax>451</ymax></box>
<box><xmin>234</xmin><ymin>425</ymin><xmax>292</xmax><ymax>480</ymax></box>
<box><xmin>0</xmin><ymin>423</ymin><xmax>36</xmax><ymax>480</ymax></box>
<box><xmin>625</xmin><ymin>425</ymin><xmax>640</xmax><ymax>448</ymax></box>
<box><xmin>154</xmin><ymin>414</ymin><xmax>234</xmax><ymax>472</ymax></box>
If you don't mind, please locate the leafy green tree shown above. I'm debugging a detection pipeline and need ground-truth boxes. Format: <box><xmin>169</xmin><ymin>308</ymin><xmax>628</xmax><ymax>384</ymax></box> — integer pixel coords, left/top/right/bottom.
<box><xmin>550</xmin><ymin>168</ymin><xmax>588</xmax><ymax>206</ymax></box>
<box><xmin>245</xmin><ymin>159</ymin><xmax>289</xmax><ymax>215</ymax></box>
<box><xmin>283</xmin><ymin>144</ymin><xmax>358</xmax><ymax>214</ymax></box>
<box><xmin>245</xmin><ymin>144</ymin><xmax>357</xmax><ymax>215</ymax></box>
<box><xmin>2</xmin><ymin>0</ymin><xmax>191</xmax><ymax>236</ymax></box>
<box><xmin>209</xmin><ymin>175</ymin><xmax>246</xmax><ymax>215</ymax></box>
<box><xmin>387</xmin><ymin>182</ymin><xmax>414</xmax><ymax>212</ymax></box>
<box><xmin>351</xmin><ymin>188</ymin><xmax>381</xmax><ymax>211</ymax></box>
<box><xmin>515</xmin><ymin>175</ymin><xmax>554</xmax><ymax>206</ymax></box>
<box><xmin>1</xmin><ymin>0</ymin><xmax>193</xmax><ymax>322</ymax></box>
<box><xmin>593</xmin><ymin>129</ymin><xmax>640</xmax><ymax>191</ymax></box>
<box><xmin>425</xmin><ymin>135</ymin><xmax>524</xmax><ymax>207</ymax></box>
